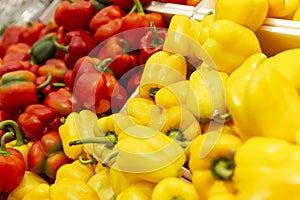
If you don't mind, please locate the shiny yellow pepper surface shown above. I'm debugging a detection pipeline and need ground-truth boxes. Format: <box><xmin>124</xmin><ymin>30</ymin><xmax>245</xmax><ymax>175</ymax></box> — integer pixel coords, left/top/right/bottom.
<box><xmin>139</xmin><ymin>50</ymin><xmax>187</xmax><ymax>101</ymax></box>
<box><xmin>233</xmin><ymin>136</ymin><xmax>300</xmax><ymax>200</ymax></box>
<box><xmin>116</xmin><ymin>181</ymin><xmax>155</xmax><ymax>200</ymax></box>
<box><xmin>226</xmin><ymin>52</ymin><xmax>300</xmax><ymax>142</ymax></box>
<box><xmin>214</xmin><ymin>0</ymin><xmax>269</xmax><ymax>31</ymax></box>
<box><xmin>267</xmin><ymin>0</ymin><xmax>299</xmax><ymax>18</ymax></box>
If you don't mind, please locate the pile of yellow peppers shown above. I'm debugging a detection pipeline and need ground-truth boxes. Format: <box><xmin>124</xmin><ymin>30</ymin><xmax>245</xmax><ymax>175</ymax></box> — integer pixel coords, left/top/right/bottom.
<box><xmin>6</xmin><ymin>0</ymin><xmax>300</xmax><ymax>199</ymax></box>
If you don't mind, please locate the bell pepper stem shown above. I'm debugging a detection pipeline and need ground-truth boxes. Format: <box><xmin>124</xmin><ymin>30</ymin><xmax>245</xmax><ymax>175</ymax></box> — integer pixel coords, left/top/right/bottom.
<box><xmin>211</xmin><ymin>157</ymin><xmax>234</xmax><ymax>180</ymax></box>
<box><xmin>149</xmin><ymin>87</ymin><xmax>160</xmax><ymax>101</ymax></box>
<box><xmin>0</xmin><ymin>120</ymin><xmax>25</xmax><ymax>146</ymax></box>
<box><xmin>128</xmin><ymin>4</ymin><xmax>137</xmax><ymax>14</ymax></box>
<box><xmin>213</xmin><ymin>110</ymin><xmax>231</xmax><ymax>123</ymax></box>
<box><xmin>51</xmin><ymin>82</ymin><xmax>66</xmax><ymax>88</ymax></box>
<box><xmin>0</xmin><ymin>132</ymin><xmax>14</xmax><ymax>156</ymax></box>
<box><xmin>172</xmin><ymin>197</ymin><xmax>184</xmax><ymax>200</ymax></box>
<box><xmin>52</xmin><ymin>37</ymin><xmax>69</xmax><ymax>53</ymax></box>
<box><xmin>78</xmin><ymin>155</ymin><xmax>97</xmax><ymax>165</ymax></box>
<box><xmin>69</xmin><ymin>136</ymin><xmax>114</xmax><ymax>146</ymax></box>
<box><xmin>95</xmin><ymin>58</ymin><xmax>113</xmax><ymax>72</ymax></box>
<box><xmin>149</xmin><ymin>21</ymin><xmax>164</xmax><ymax>48</ymax></box>
<box><xmin>102</xmin><ymin>150</ymin><xmax>118</xmax><ymax>167</ymax></box>
<box><xmin>36</xmin><ymin>73</ymin><xmax>52</xmax><ymax>90</ymax></box>
<box><xmin>132</xmin><ymin>0</ymin><xmax>145</xmax><ymax>15</ymax></box>
<box><xmin>120</xmin><ymin>39</ymin><xmax>130</xmax><ymax>54</ymax></box>
<box><xmin>167</xmin><ymin>128</ymin><xmax>187</xmax><ymax>148</ymax></box>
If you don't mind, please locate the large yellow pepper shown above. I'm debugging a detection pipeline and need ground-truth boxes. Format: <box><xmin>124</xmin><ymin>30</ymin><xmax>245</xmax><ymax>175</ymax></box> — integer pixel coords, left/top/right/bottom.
<box><xmin>116</xmin><ymin>181</ymin><xmax>155</xmax><ymax>200</ymax></box>
<box><xmin>139</xmin><ymin>51</ymin><xmax>187</xmax><ymax>101</ymax></box>
<box><xmin>293</xmin><ymin>2</ymin><xmax>300</xmax><ymax>20</ymax></box>
<box><xmin>226</xmin><ymin>52</ymin><xmax>300</xmax><ymax>142</ymax></box>
<box><xmin>23</xmin><ymin>183</ymin><xmax>50</xmax><ymax>200</ymax></box>
<box><xmin>186</xmin><ymin>67</ymin><xmax>229</xmax><ymax>120</ymax></box>
<box><xmin>151</xmin><ymin>177</ymin><xmax>201</xmax><ymax>200</ymax></box>
<box><xmin>189</xmin><ymin>129</ymin><xmax>242</xmax><ymax>199</ymax></box>
<box><xmin>214</xmin><ymin>0</ymin><xmax>269</xmax><ymax>31</ymax></box>
<box><xmin>58</xmin><ymin>109</ymin><xmax>98</xmax><ymax>160</ymax></box>
<box><xmin>201</xmin><ymin>19</ymin><xmax>262</xmax><ymax>74</ymax></box>
<box><xmin>8</xmin><ymin>171</ymin><xmax>48</xmax><ymax>200</ymax></box>
<box><xmin>267</xmin><ymin>0</ymin><xmax>299</xmax><ymax>18</ymax></box>
<box><xmin>49</xmin><ymin>177</ymin><xmax>100</xmax><ymax>200</ymax></box>
<box><xmin>233</xmin><ymin>136</ymin><xmax>300</xmax><ymax>199</ymax></box>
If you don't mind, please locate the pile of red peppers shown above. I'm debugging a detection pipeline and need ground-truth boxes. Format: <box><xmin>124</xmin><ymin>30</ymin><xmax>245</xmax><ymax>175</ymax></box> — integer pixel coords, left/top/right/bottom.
<box><xmin>0</xmin><ymin>0</ymin><xmax>181</xmax><ymax>194</ymax></box>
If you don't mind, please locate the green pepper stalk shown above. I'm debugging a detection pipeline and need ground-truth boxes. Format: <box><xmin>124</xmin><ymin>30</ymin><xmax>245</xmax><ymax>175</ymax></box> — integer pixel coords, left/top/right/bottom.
<box><xmin>0</xmin><ymin>120</ymin><xmax>25</xmax><ymax>147</ymax></box>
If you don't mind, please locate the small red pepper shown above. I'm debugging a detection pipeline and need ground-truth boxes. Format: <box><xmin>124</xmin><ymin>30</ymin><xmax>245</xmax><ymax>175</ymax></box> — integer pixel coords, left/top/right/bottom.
<box><xmin>20</xmin><ymin>21</ymin><xmax>46</xmax><ymax>45</ymax></box>
<box><xmin>27</xmin><ymin>131</ymin><xmax>72</xmax><ymax>180</ymax></box>
<box><xmin>35</xmin><ymin>73</ymin><xmax>65</xmax><ymax>96</ymax></box>
<box><xmin>38</xmin><ymin>58</ymin><xmax>68</xmax><ymax>82</ymax></box>
<box><xmin>43</xmin><ymin>88</ymin><xmax>73</xmax><ymax>118</ymax></box>
<box><xmin>89</xmin><ymin>5</ymin><xmax>124</xmax><ymax>43</ymax></box>
<box><xmin>139</xmin><ymin>21</ymin><xmax>166</xmax><ymax>64</ymax></box>
<box><xmin>54</xmin><ymin>0</ymin><xmax>96</xmax><ymax>32</ymax></box>
<box><xmin>0</xmin><ymin>70</ymin><xmax>40</xmax><ymax>114</ymax></box>
<box><xmin>17</xmin><ymin>104</ymin><xmax>62</xmax><ymax>141</ymax></box>
<box><xmin>110</xmin><ymin>84</ymin><xmax>128</xmax><ymax>113</ymax></box>
<box><xmin>0</xmin><ymin>61</ymin><xmax>26</xmax><ymax>78</ymax></box>
<box><xmin>0</xmin><ymin>132</ymin><xmax>26</xmax><ymax>192</ymax></box>
<box><xmin>52</xmin><ymin>30</ymin><xmax>98</xmax><ymax>69</ymax></box>
<box><xmin>2</xmin><ymin>43</ymin><xmax>31</xmax><ymax>63</ymax></box>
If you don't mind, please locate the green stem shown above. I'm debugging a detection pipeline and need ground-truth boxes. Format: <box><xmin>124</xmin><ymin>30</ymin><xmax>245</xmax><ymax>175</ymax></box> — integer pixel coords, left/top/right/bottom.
<box><xmin>149</xmin><ymin>87</ymin><xmax>160</xmax><ymax>101</ymax></box>
<box><xmin>0</xmin><ymin>120</ymin><xmax>25</xmax><ymax>146</ymax></box>
<box><xmin>172</xmin><ymin>197</ymin><xmax>184</xmax><ymax>200</ymax></box>
<box><xmin>102</xmin><ymin>150</ymin><xmax>118</xmax><ymax>167</ymax></box>
<box><xmin>128</xmin><ymin>4</ymin><xmax>137</xmax><ymax>14</ymax></box>
<box><xmin>211</xmin><ymin>157</ymin><xmax>234</xmax><ymax>180</ymax></box>
<box><xmin>95</xmin><ymin>58</ymin><xmax>112</xmax><ymax>73</ymax></box>
<box><xmin>36</xmin><ymin>73</ymin><xmax>52</xmax><ymax>90</ymax></box>
<box><xmin>213</xmin><ymin>110</ymin><xmax>231</xmax><ymax>123</ymax></box>
<box><xmin>78</xmin><ymin>155</ymin><xmax>97</xmax><ymax>165</ymax></box>
<box><xmin>51</xmin><ymin>83</ymin><xmax>66</xmax><ymax>88</ymax></box>
<box><xmin>149</xmin><ymin>21</ymin><xmax>164</xmax><ymax>48</ymax></box>
<box><xmin>52</xmin><ymin>37</ymin><xmax>69</xmax><ymax>53</ymax></box>
<box><xmin>167</xmin><ymin>128</ymin><xmax>187</xmax><ymax>148</ymax></box>
<box><xmin>132</xmin><ymin>0</ymin><xmax>144</xmax><ymax>15</ymax></box>
<box><xmin>120</xmin><ymin>39</ymin><xmax>130</xmax><ymax>54</ymax></box>
<box><xmin>0</xmin><ymin>132</ymin><xmax>14</xmax><ymax>156</ymax></box>
<box><xmin>69</xmin><ymin>136</ymin><xmax>113</xmax><ymax>146</ymax></box>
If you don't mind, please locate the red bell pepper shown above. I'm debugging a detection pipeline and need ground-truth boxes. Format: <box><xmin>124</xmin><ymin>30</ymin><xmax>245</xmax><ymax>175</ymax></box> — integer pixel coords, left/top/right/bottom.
<box><xmin>69</xmin><ymin>55</ymin><xmax>113</xmax><ymax>90</ymax></box>
<box><xmin>17</xmin><ymin>104</ymin><xmax>62</xmax><ymax>141</ymax></box>
<box><xmin>0</xmin><ymin>132</ymin><xmax>26</xmax><ymax>192</ymax></box>
<box><xmin>52</xmin><ymin>30</ymin><xmax>98</xmax><ymax>69</ymax></box>
<box><xmin>54</xmin><ymin>0</ymin><xmax>96</xmax><ymax>32</ymax></box>
<box><xmin>20</xmin><ymin>21</ymin><xmax>46</xmax><ymax>45</ymax></box>
<box><xmin>43</xmin><ymin>88</ymin><xmax>73</xmax><ymax>117</ymax></box>
<box><xmin>125</xmin><ymin>65</ymin><xmax>144</xmax><ymax>95</ymax></box>
<box><xmin>2</xmin><ymin>43</ymin><xmax>31</xmax><ymax>63</ymax></box>
<box><xmin>0</xmin><ymin>70</ymin><xmax>40</xmax><ymax>114</ymax></box>
<box><xmin>0</xmin><ymin>61</ymin><xmax>26</xmax><ymax>78</ymax></box>
<box><xmin>28</xmin><ymin>131</ymin><xmax>72</xmax><ymax>180</ymax></box>
<box><xmin>110</xmin><ymin>84</ymin><xmax>128</xmax><ymax>113</ymax></box>
<box><xmin>122</xmin><ymin>0</ymin><xmax>166</xmax><ymax>48</ymax></box>
<box><xmin>139</xmin><ymin>21</ymin><xmax>167</xmax><ymax>64</ymax></box>
<box><xmin>89</xmin><ymin>5</ymin><xmax>124</xmax><ymax>43</ymax></box>
<box><xmin>38</xmin><ymin>58</ymin><xmax>68</xmax><ymax>82</ymax></box>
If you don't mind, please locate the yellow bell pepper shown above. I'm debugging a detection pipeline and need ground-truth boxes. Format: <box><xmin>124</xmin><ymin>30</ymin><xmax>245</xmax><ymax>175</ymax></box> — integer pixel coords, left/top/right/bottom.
<box><xmin>139</xmin><ymin>51</ymin><xmax>187</xmax><ymax>101</ymax></box>
<box><xmin>267</xmin><ymin>0</ymin><xmax>299</xmax><ymax>18</ymax></box>
<box><xmin>189</xmin><ymin>129</ymin><xmax>242</xmax><ymax>199</ymax></box>
<box><xmin>186</xmin><ymin>67</ymin><xmax>229</xmax><ymax>120</ymax></box>
<box><xmin>151</xmin><ymin>177</ymin><xmax>201</xmax><ymax>200</ymax></box>
<box><xmin>155</xmin><ymin>80</ymin><xmax>191</xmax><ymax>110</ymax></box>
<box><xmin>23</xmin><ymin>183</ymin><xmax>50</xmax><ymax>200</ymax></box>
<box><xmin>0</xmin><ymin>120</ymin><xmax>33</xmax><ymax>169</ymax></box>
<box><xmin>108</xmin><ymin>125</ymin><xmax>186</xmax><ymax>184</ymax></box>
<box><xmin>116</xmin><ymin>181</ymin><xmax>156</xmax><ymax>200</ymax></box>
<box><xmin>201</xmin><ymin>19</ymin><xmax>262</xmax><ymax>74</ymax></box>
<box><xmin>226</xmin><ymin>52</ymin><xmax>300</xmax><ymax>142</ymax></box>
<box><xmin>214</xmin><ymin>0</ymin><xmax>269</xmax><ymax>31</ymax></box>
<box><xmin>8</xmin><ymin>171</ymin><xmax>48</xmax><ymax>200</ymax></box>
<box><xmin>88</xmin><ymin>167</ymin><xmax>115</xmax><ymax>200</ymax></box>
<box><xmin>58</xmin><ymin>109</ymin><xmax>98</xmax><ymax>160</ymax></box>
<box><xmin>258</xmin><ymin>48</ymin><xmax>300</xmax><ymax>93</ymax></box>
<box><xmin>49</xmin><ymin>177</ymin><xmax>100</xmax><ymax>200</ymax></box>
<box><xmin>55</xmin><ymin>159</ymin><xmax>95</xmax><ymax>183</ymax></box>
<box><xmin>233</xmin><ymin>136</ymin><xmax>300</xmax><ymax>199</ymax></box>
<box><xmin>207</xmin><ymin>180</ymin><xmax>236</xmax><ymax>200</ymax></box>
<box><xmin>292</xmin><ymin>2</ymin><xmax>300</xmax><ymax>20</ymax></box>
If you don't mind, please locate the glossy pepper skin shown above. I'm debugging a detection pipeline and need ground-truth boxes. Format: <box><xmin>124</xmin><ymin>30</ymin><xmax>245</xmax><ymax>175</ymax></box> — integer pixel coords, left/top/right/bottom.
<box><xmin>233</xmin><ymin>136</ymin><xmax>300</xmax><ymax>199</ymax></box>
<box><xmin>53</xmin><ymin>30</ymin><xmax>98</xmax><ymax>69</ymax></box>
<box><xmin>139</xmin><ymin>51</ymin><xmax>187</xmax><ymax>101</ymax></box>
<box><xmin>89</xmin><ymin>5</ymin><xmax>124</xmax><ymax>43</ymax></box>
<box><xmin>189</xmin><ymin>129</ymin><xmax>241</xmax><ymax>199</ymax></box>
<box><xmin>0</xmin><ymin>132</ymin><xmax>26</xmax><ymax>192</ymax></box>
<box><xmin>267</xmin><ymin>0</ymin><xmax>298</xmax><ymax>18</ymax></box>
<box><xmin>116</xmin><ymin>181</ymin><xmax>155</xmax><ymax>200</ymax></box>
<box><xmin>0</xmin><ymin>70</ymin><xmax>39</xmax><ymax>114</ymax></box>
<box><xmin>2</xmin><ymin>43</ymin><xmax>31</xmax><ymax>64</ymax></box>
<box><xmin>214</xmin><ymin>0</ymin><xmax>269</xmax><ymax>31</ymax></box>
<box><xmin>139</xmin><ymin>21</ymin><xmax>167</xmax><ymax>64</ymax></box>
<box><xmin>54</xmin><ymin>0</ymin><xmax>96</xmax><ymax>32</ymax></box>
<box><xmin>17</xmin><ymin>104</ymin><xmax>62</xmax><ymax>141</ymax></box>
<box><xmin>151</xmin><ymin>177</ymin><xmax>200</xmax><ymax>200</ymax></box>
<box><xmin>28</xmin><ymin>131</ymin><xmax>72</xmax><ymax>180</ymax></box>
<box><xmin>226</xmin><ymin>53</ymin><xmax>300</xmax><ymax>142</ymax></box>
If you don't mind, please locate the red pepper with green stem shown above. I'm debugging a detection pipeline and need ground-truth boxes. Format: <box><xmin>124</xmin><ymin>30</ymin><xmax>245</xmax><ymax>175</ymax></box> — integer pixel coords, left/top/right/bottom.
<box><xmin>0</xmin><ymin>70</ymin><xmax>40</xmax><ymax>114</ymax></box>
<box><xmin>139</xmin><ymin>21</ymin><xmax>167</xmax><ymax>64</ymax></box>
<box><xmin>17</xmin><ymin>104</ymin><xmax>62</xmax><ymax>141</ymax></box>
<box><xmin>52</xmin><ymin>30</ymin><xmax>98</xmax><ymax>69</ymax></box>
<box><xmin>89</xmin><ymin>5</ymin><xmax>124</xmax><ymax>43</ymax></box>
<box><xmin>0</xmin><ymin>132</ymin><xmax>26</xmax><ymax>192</ymax></box>
<box><xmin>27</xmin><ymin>131</ymin><xmax>72</xmax><ymax>180</ymax></box>
<box><xmin>54</xmin><ymin>0</ymin><xmax>96</xmax><ymax>32</ymax></box>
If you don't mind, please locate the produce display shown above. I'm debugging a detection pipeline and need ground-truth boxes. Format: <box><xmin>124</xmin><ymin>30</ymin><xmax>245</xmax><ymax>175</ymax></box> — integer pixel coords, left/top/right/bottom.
<box><xmin>0</xmin><ymin>0</ymin><xmax>300</xmax><ymax>199</ymax></box>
